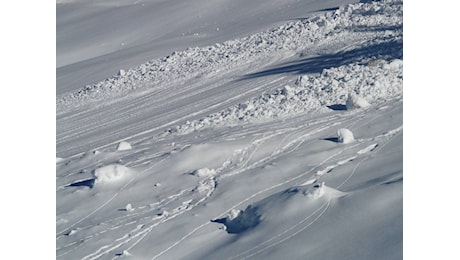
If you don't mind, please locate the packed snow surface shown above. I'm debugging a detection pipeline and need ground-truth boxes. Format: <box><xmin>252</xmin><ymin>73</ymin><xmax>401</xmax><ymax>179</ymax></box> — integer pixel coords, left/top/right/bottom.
<box><xmin>57</xmin><ymin>0</ymin><xmax>403</xmax><ymax>259</ymax></box>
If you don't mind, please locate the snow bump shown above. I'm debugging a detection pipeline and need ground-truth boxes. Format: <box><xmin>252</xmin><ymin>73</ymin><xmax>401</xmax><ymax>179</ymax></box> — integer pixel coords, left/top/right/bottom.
<box><xmin>93</xmin><ymin>164</ymin><xmax>133</xmax><ymax>185</ymax></box>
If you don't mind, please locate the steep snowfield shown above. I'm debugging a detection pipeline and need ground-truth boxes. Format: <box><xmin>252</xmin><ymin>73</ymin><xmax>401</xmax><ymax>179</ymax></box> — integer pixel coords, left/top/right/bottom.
<box><xmin>57</xmin><ymin>0</ymin><xmax>403</xmax><ymax>259</ymax></box>
<box><xmin>57</xmin><ymin>0</ymin><xmax>358</xmax><ymax>94</ymax></box>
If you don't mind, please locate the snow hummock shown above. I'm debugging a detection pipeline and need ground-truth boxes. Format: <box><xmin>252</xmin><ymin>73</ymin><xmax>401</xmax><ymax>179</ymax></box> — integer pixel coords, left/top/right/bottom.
<box><xmin>346</xmin><ymin>92</ymin><xmax>370</xmax><ymax>110</ymax></box>
<box><xmin>337</xmin><ymin>128</ymin><xmax>355</xmax><ymax>144</ymax></box>
<box><xmin>116</xmin><ymin>141</ymin><xmax>132</xmax><ymax>151</ymax></box>
<box><xmin>92</xmin><ymin>164</ymin><xmax>133</xmax><ymax>184</ymax></box>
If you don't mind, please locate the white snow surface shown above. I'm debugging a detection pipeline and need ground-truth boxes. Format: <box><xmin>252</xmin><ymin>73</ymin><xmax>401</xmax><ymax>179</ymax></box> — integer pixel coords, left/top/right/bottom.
<box><xmin>57</xmin><ymin>0</ymin><xmax>403</xmax><ymax>259</ymax></box>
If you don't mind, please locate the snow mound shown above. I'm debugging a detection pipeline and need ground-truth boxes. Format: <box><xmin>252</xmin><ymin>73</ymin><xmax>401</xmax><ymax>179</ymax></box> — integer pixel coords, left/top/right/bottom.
<box><xmin>116</xmin><ymin>141</ymin><xmax>132</xmax><ymax>151</ymax></box>
<box><xmin>346</xmin><ymin>92</ymin><xmax>370</xmax><ymax>110</ymax></box>
<box><xmin>125</xmin><ymin>203</ymin><xmax>134</xmax><ymax>212</ymax></box>
<box><xmin>337</xmin><ymin>128</ymin><xmax>355</xmax><ymax>144</ymax></box>
<box><xmin>93</xmin><ymin>164</ymin><xmax>133</xmax><ymax>184</ymax></box>
<box><xmin>216</xmin><ymin>183</ymin><xmax>344</xmax><ymax>234</ymax></box>
<box><xmin>190</xmin><ymin>168</ymin><xmax>216</xmax><ymax>177</ymax></box>
<box><xmin>218</xmin><ymin>206</ymin><xmax>261</xmax><ymax>234</ymax></box>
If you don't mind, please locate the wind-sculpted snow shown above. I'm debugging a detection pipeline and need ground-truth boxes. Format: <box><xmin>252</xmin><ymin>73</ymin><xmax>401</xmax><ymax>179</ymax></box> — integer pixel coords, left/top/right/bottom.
<box><xmin>56</xmin><ymin>0</ymin><xmax>402</xmax><ymax>114</ymax></box>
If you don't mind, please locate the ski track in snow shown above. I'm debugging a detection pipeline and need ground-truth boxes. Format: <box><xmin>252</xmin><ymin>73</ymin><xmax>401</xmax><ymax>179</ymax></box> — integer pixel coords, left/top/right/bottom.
<box><xmin>57</xmin><ymin>102</ymin><xmax>402</xmax><ymax>259</ymax></box>
<box><xmin>229</xmin><ymin>125</ymin><xmax>403</xmax><ymax>259</ymax></box>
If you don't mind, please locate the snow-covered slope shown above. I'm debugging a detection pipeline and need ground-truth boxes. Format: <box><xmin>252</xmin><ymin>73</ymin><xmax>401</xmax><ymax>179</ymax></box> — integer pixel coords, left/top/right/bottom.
<box><xmin>57</xmin><ymin>0</ymin><xmax>402</xmax><ymax>259</ymax></box>
<box><xmin>57</xmin><ymin>0</ymin><xmax>359</xmax><ymax>94</ymax></box>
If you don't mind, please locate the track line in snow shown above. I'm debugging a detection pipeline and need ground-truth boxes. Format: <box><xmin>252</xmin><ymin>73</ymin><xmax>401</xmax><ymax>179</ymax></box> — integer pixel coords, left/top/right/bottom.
<box><xmin>150</xmin><ymin>140</ymin><xmax>360</xmax><ymax>259</ymax></box>
<box><xmin>237</xmin><ymin>199</ymin><xmax>331</xmax><ymax>260</ymax></box>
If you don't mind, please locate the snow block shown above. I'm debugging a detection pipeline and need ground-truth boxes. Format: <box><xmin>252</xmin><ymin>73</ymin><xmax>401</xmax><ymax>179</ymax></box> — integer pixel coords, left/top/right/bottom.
<box><xmin>93</xmin><ymin>164</ymin><xmax>132</xmax><ymax>184</ymax></box>
<box><xmin>346</xmin><ymin>92</ymin><xmax>370</xmax><ymax>110</ymax></box>
<box><xmin>117</xmin><ymin>141</ymin><xmax>132</xmax><ymax>151</ymax></box>
<box><xmin>337</xmin><ymin>128</ymin><xmax>355</xmax><ymax>144</ymax></box>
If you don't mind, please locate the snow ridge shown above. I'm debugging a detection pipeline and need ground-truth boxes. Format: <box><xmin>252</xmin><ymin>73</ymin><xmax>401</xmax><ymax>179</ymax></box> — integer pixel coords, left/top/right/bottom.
<box><xmin>165</xmin><ymin>58</ymin><xmax>402</xmax><ymax>135</ymax></box>
<box><xmin>56</xmin><ymin>0</ymin><xmax>402</xmax><ymax>113</ymax></box>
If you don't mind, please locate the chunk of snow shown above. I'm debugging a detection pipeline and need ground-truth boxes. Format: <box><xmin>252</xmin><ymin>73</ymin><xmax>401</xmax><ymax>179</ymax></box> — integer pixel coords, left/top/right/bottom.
<box><xmin>191</xmin><ymin>168</ymin><xmax>216</xmax><ymax>177</ymax></box>
<box><xmin>337</xmin><ymin>128</ymin><xmax>355</xmax><ymax>144</ymax></box>
<box><xmin>93</xmin><ymin>164</ymin><xmax>132</xmax><ymax>184</ymax></box>
<box><xmin>221</xmin><ymin>205</ymin><xmax>261</xmax><ymax>233</ymax></box>
<box><xmin>281</xmin><ymin>85</ymin><xmax>295</xmax><ymax>96</ymax></box>
<box><xmin>118</xmin><ymin>69</ymin><xmax>126</xmax><ymax>76</ymax></box>
<box><xmin>125</xmin><ymin>203</ymin><xmax>134</xmax><ymax>212</ymax></box>
<box><xmin>346</xmin><ymin>93</ymin><xmax>370</xmax><ymax>110</ymax></box>
<box><xmin>117</xmin><ymin>141</ymin><xmax>132</xmax><ymax>151</ymax></box>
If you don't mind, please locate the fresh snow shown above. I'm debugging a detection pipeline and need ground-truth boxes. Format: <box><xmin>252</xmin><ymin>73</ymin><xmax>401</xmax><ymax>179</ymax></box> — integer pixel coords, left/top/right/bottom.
<box><xmin>57</xmin><ymin>0</ymin><xmax>403</xmax><ymax>259</ymax></box>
